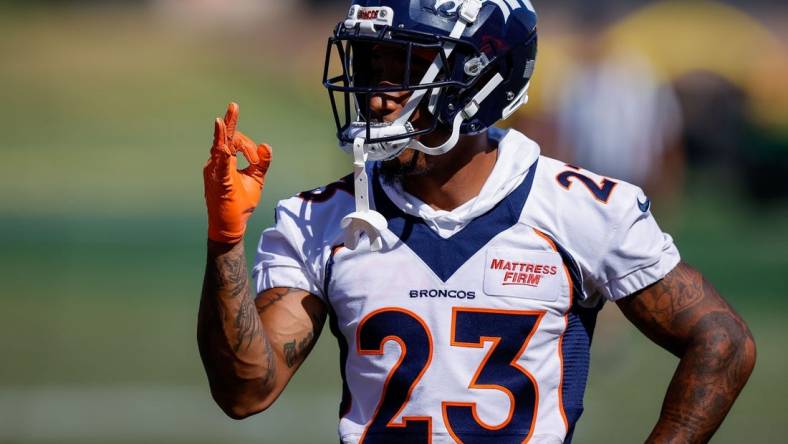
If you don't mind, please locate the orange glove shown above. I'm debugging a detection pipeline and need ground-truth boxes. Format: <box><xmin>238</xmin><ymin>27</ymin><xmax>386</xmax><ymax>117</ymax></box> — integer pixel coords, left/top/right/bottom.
<box><xmin>203</xmin><ymin>102</ymin><xmax>272</xmax><ymax>244</ymax></box>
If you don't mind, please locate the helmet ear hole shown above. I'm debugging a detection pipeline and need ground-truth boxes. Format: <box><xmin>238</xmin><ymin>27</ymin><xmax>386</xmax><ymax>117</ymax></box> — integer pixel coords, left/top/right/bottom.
<box><xmin>447</xmin><ymin>63</ymin><xmax>498</xmax><ymax>121</ymax></box>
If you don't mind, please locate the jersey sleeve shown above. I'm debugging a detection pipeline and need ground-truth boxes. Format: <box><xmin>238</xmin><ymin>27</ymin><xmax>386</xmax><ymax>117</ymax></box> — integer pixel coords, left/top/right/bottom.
<box><xmin>527</xmin><ymin>158</ymin><xmax>680</xmax><ymax>302</ymax></box>
<box><xmin>251</xmin><ymin>201</ymin><xmax>324</xmax><ymax>300</ymax></box>
<box><xmin>595</xmin><ymin>184</ymin><xmax>680</xmax><ymax>301</ymax></box>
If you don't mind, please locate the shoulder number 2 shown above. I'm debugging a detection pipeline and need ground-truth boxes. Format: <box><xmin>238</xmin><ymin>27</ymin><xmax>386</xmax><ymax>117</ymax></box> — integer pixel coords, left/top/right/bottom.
<box><xmin>556</xmin><ymin>165</ymin><xmax>617</xmax><ymax>203</ymax></box>
<box><xmin>357</xmin><ymin>307</ymin><xmax>544</xmax><ymax>443</ymax></box>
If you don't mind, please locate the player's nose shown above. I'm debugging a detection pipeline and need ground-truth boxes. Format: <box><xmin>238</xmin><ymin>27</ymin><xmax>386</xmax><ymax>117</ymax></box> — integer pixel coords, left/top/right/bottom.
<box><xmin>368</xmin><ymin>89</ymin><xmax>409</xmax><ymax>122</ymax></box>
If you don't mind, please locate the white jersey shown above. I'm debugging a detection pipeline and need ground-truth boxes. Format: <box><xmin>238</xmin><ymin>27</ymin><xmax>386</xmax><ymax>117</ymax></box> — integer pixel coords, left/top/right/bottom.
<box><xmin>253</xmin><ymin>128</ymin><xmax>680</xmax><ymax>444</ymax></box>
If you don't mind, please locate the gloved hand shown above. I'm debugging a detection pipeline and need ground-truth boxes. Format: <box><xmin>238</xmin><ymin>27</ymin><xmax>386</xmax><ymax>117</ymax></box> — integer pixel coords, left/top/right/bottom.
<box><xmin>203</xmin><ymin>102</ymin><xmax>272</xmax><ymax>244</ymax></box>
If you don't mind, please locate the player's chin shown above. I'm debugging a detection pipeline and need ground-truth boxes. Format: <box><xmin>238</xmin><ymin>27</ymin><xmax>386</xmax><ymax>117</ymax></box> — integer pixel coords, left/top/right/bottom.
<box><xmin>379</xmin><ymin>115</ymin><xmax>452</xmax><ymax>182</ymax></box>
<box><xmin>379</xmin><ymin>149</ymin><xmax>428</xmax><ymax>183</ymax></box>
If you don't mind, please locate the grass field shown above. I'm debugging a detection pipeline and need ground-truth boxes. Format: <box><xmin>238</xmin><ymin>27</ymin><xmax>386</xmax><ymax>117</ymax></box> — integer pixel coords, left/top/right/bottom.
<box><xmin>1</xmin><ymin>7</ymin><xmax>787</xmax><ymax>444</ymax></box>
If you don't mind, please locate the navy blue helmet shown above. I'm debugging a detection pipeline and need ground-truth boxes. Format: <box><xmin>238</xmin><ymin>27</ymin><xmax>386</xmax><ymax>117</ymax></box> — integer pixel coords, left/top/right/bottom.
<box><xmin>323</xmin><ymin>0</ymin><xmax>538</xmax><ymax>160</ymax></box>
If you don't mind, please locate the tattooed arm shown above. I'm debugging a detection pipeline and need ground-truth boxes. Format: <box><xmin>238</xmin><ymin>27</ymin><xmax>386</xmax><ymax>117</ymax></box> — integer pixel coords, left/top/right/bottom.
<box><xmin>617</xmin><ymin>262</ymin><xmax>756</xmax><ymax>443</ymax></box>
<box><xmin>198</xmin><ymin>240</ymin><xmax>327</xmax><ymax>419</ymax></box>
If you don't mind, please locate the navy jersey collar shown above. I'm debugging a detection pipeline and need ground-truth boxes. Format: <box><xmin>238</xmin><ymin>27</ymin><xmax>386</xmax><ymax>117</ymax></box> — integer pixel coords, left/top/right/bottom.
<box><xmin>372</xmin><ymin>161</ymin><xmax>538</xmax><ymax>282</ymax></box>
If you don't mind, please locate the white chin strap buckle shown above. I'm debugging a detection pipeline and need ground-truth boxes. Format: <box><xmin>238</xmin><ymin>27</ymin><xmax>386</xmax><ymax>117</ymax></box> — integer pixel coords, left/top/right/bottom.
<box><xmin>341</xmin><ymin>121</ymin><xmax>414</xmax><ymax>162</ymax></box>
<box><xmin>340</xmin><ymin>137</ymin><xmax>388</xmax><ymax>251</ymax></box>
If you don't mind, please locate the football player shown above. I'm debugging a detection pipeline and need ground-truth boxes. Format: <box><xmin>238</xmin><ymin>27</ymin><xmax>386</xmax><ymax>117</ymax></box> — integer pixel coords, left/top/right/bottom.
<box><xmin>198</xmin><ymin>1</ymin><xmax>755</xmax><ymax>443</ymax></box>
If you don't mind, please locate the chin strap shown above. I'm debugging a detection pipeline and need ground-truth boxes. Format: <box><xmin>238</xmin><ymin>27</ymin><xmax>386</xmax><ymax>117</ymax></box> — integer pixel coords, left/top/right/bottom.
<box><xmin>341</xmin><ymin>137</ymin><xmax>388</xmax><ymax>251</ymax></box>
<box><xmin>410</xmin><ymin>72</ymin><xmax>503</xmax><ymax>155</ymax></box>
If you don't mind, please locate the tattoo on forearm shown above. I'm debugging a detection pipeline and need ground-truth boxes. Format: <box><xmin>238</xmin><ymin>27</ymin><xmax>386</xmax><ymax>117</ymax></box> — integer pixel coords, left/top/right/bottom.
<box><xmin>218</xmin><ymin>254</ymin><xmax>247</xmax><ymax>299</ymax></box>
<box><xmin>283</xmin><ymin>332</ymin><xmax>316</xmax><ymax>368</ymax></box>
<box><xmin>213</xmin><ymin>248</ymin><xmax>263</xmax><ymax>352</ymax></box>
<box><xmin>234</xmin><ymin>294</ymin><xmax>263</xmax><ymax>352</ymax></box>
<box><xmin>199</xmin><ymin>241</ymin><xmax>326</xmax><ymax>415</ymax></box>
<box><xmin>200</xmin><ymin>241</ymin><xmax>277</xmax><ymax>385</ymax></box>
<box><xmin>652</xmin><ymin>310</ymin><xmax>754</xmax><ymax>442</ymax></box>
<box><xmin>619</xmin><ymin>263</ymin><xmax>756</xmax><ymax>444</ymax></box>
<box><xmin>262</xmin><ymin>334</ymin><xmax>276</xmax><ymax>386</ymax></box>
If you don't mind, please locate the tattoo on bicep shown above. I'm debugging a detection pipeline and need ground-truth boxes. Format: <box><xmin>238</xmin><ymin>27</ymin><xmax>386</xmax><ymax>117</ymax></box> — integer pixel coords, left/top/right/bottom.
<box><xmin>620</xmin><ymin>264</ymin><xmax>711</xmax><ymax>352</ymax></box>
<box><xmin>283</xmin><ymin>331</ymin><xmax>316</xmax><ymax>368</ymax></box>
<box><xmin>639</xmin><ymin>264</ymin><xmax>705</xmax><ymax>322</ymax></box>
<box><xmin>256</xmin><ymin>287</ymin><xmax>303</xmax><ymax>315</ymax></box>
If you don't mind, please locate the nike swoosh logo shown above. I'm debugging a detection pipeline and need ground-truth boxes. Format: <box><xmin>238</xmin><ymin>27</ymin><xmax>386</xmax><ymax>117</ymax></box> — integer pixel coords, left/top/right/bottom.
<box><xmin>638</xmin><ymin>197</ymin><xmax>651</xmax><ymax>213</ymax></box>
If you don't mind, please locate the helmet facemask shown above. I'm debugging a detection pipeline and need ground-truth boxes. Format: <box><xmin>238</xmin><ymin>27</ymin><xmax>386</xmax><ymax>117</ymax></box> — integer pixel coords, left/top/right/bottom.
<box><xmin>324</xmin><ymin>24</ymin><xmax>483</xmax><ymax>161</ymax></box>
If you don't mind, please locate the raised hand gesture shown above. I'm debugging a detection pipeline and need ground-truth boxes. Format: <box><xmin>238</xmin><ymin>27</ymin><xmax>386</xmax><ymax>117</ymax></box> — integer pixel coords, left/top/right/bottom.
<box><xmin>203</xmin><ymin>103</ymin><xmax>272</xmax><ymax>244</ymax></box>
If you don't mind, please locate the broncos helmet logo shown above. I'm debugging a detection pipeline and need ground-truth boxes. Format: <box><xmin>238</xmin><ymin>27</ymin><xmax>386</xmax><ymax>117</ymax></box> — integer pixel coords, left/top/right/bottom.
<box><xmin>433</xmin><ymin>0</ymin><xmax>460</xmax><ymax>15</ymax></box>
<box><xmin>429</xmin><ymin>0</ymin><xmax>534</xmax><ymax>21</ymax></box>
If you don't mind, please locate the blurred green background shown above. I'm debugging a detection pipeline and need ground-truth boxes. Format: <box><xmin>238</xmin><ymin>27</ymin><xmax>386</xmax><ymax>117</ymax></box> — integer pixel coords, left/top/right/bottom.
<box><xmin>0</xmin><ymin>1</ymin><xmax>786</xmax><ymax>443</ymax></box>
